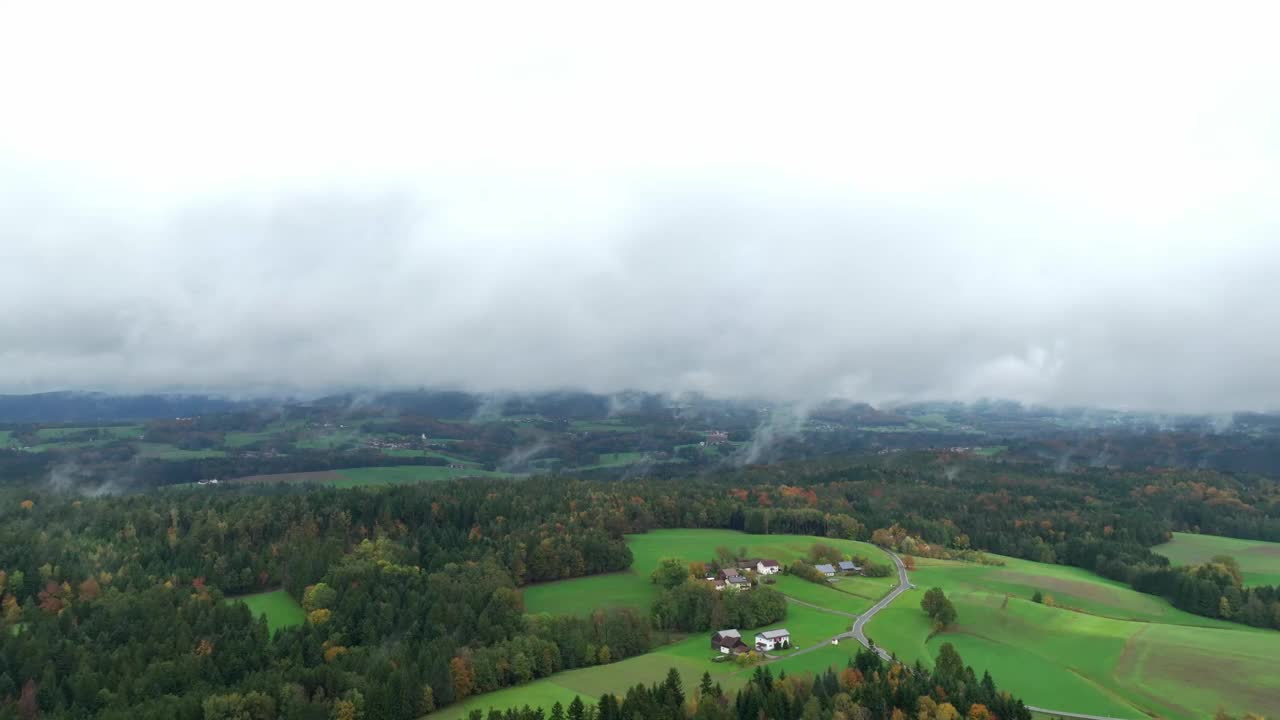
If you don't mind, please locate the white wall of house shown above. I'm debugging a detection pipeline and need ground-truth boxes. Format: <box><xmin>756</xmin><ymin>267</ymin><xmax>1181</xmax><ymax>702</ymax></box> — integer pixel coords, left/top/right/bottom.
<box><xmin>755</xmin><ymin>634</ymin><xmax>789</xmax><ymax>651</ymax></box>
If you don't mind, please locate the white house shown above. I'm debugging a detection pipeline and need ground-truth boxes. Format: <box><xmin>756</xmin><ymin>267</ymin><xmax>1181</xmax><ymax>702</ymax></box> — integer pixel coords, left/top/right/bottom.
<box><xmin>815</xmin><ymin>563</ymin><xmax>836</xmax><ymax>577</ymax></box>
<box><xmin>754</xmin><ymin>629</ymin><xmax>791</xmax><ymax>651</ymax></box>
<box><xmin>756</xmin><ymin>559</ymin><xmax>781</xmax><ymax>575</ymax></box>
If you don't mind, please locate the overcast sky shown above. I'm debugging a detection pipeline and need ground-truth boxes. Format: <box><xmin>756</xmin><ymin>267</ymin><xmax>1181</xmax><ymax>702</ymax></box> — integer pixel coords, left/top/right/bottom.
<box><xmin>2</xmin><ymin>2</ymin><xmax>1279</xmax><ymax>411</ymax></box>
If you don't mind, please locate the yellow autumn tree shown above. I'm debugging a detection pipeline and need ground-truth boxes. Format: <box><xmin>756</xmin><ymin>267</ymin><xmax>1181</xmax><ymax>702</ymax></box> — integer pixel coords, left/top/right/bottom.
<box><xmin>2</xmin><ymin>594</ymin><xmax>20</xmax><ymax>625</ymax></box>
<box><xmin>333</xmin><ymin>699</ymin><xmax>357</xmax><ymax>720</ymax></box>
<box><xmin>934</xmin><ymin>702</ymin><xmax>960</xmax><ymax>720</ymax></box>
<box><xmin>967</xmin><ymin>703</ymin><xmax>993</xmax><ymax>720</ymax></box>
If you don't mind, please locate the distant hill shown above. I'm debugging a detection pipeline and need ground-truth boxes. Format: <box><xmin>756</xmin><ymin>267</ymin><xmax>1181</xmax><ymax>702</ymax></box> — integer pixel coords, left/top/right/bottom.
<box><xmin>0</xmin><ymin>392</ymin><xmax>250</xmax><ymax>423</ymax></box>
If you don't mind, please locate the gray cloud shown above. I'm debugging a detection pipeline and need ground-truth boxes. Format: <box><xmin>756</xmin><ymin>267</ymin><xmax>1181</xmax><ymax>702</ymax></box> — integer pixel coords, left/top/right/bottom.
<box><xmin>1</xmin><ymin>3</ymin><xmax>1279</xmax><ymax>413</ymax></box>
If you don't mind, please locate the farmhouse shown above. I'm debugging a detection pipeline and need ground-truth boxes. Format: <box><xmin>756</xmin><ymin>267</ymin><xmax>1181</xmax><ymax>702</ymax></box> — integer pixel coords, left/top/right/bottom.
<box><xmin>705</xmin><ymin>430</ymin><xmax>730</xmax><ymax>445</ymax></box>
<box><xmin>754</xmin><ymin>629</ymin><xmax>791</xmax><ymax>651</ymax></box>
<box><xmin>756</xmin><ymin>559</ymin><xmax>781</xmax><ymax>575</ymax></box>
<box><xmin>815</xmin><ymin>563</ymin><xmax>836</xmax><ymax>577</ymax></box>
<box><xmin>722</xmin><ymin>572</ymin><xmax>750</xmax><ymax>590</ymax></box>
<box><xmin>711</xmin><ymin>629</ymin><xmax>750</xmax><ymax>655</ymax></box>
<box><xmin>837</xmin><ymin>560</ymin><xmax>861</xmax><ymax>574</ymax></box>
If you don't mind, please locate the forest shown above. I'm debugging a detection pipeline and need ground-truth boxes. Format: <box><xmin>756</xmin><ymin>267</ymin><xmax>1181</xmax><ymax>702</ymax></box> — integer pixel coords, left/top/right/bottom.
<box><xmin>1</xmin><ymin>446</ymin><xmax>1279</xmax><ymax>718</ymax></box>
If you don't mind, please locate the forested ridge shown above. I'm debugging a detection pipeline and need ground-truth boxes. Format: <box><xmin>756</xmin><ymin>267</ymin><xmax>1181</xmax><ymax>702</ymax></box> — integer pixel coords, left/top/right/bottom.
<box><xmin>0</xmin><ymin>452</ymin><xmax>1278</xmax><ymax>718</ymax></box>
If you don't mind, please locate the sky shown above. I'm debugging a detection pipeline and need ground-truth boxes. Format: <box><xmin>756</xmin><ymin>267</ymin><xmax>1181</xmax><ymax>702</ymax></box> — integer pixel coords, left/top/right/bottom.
<box><xmin>1</xmin><ymin>2</ymin><xmax>1279</xmax><ymax>412</ymax></box>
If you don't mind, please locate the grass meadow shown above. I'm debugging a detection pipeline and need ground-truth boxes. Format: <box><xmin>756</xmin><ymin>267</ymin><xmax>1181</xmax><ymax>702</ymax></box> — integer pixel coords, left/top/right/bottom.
<box><xmin>228</xmin><ymin>590</ymin><xmax>305</xmax><ymax>634</ymax></box>
<box><xmin>445</xmin><ymin>530</ymin><xmax>1280</xmax><ymax>720</ymax></box>
<box><xmin>135</xmin><ymin>442</ymin><xmax>227</xmax><ymax>460</ymax></box>
<box><xmin>34</xmin><ymin>425</ymin><xmax>144</xmax><ymax>441</ymax></box>
<box><xmin>437</xmin><ymin>603</ymin><xmax>857</xmax><ymax>720</ymax></box>
<box><xmin>524</xmin><ymin>529</ymin><xmax>894</xmax><ymax>617</ymax></box>
<box><xmin>865</xmin><ymin>555</ymin><xmax>1279</xmax><ymax>720</ymax></box>
<box><xmin>329</xmin><ymin>465</ymin><xmax>513</xmax><ymax>487</ymax></box>
<box><xmin>1155</xmin><ymin>532</ymin><xmax>1280</xmax><ymax>587</ymax></box>
<box><xmin>452</xmin><ymin>531</ymin><xmax>896</xmax><ymax>719</ymax></box>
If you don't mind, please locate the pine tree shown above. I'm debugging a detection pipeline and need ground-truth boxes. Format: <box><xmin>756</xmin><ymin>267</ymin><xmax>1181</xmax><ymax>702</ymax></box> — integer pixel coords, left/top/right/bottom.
<box><xmin>698</xmin><ymin>671</ymin><xmax>714</xmax><ymax>697</ymax></box>
<box><xmin>663</xmin><ymin>668</ymin><xmax>684</xmax><ymax>708</ymax></box>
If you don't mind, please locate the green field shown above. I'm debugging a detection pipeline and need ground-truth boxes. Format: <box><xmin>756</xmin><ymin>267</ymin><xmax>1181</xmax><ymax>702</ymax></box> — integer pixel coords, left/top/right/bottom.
<box><xmin>864</xmin><ymin>555</ymin><xmax>1279</xmax><ymax>719</ymax></box>
<box><xmin>457</xmin><ymin>530</ymin><xmax>897</xmax><ymax>719</ymax></box>
<box><xmin>489</xmin><ymin>532</ymin><xmax>1280</xmax><ymax>720</ymax></box>
<box><xmin>136</xmin><ymin>442</ymin><xmax>228</xmax><ymax>459</ymax></box>
<box><xmin>769</xmin><ymin>574</ymin><xmax>889</xmax><ymax>616</ymax></box>
<box><xmin>436</xmin><ymin>602</ymin><xmax>853</xmax><ymax>720</ymax></box>
<box><xmin>296</xmin><ymin>428</ymin><xmax>365</xmax><ymax>450</ymax></box>
<box><xmin>525</xmin><ymin>529</ymin><xmax>895</xmax><ymax>617</ymax></box>
<box><xmin>227</xmin><ymin>590</ymin><xmax>305</xmax><ymax>634</ymax></box>
<box><xmin>224</xmin><ymin>430</ymin><xmax>277</xmax><ymax>447</ymax></box>
<box><xmin>907</xmin><ymin>554</ymin><xmax>1235</xmax><ymax>627</ymax></box>
<box><xmin>524</xmin><ymin>572</ymin><xmax>660</xmax><ymax>617</ymax></box>
<box><xmin>627</xmin><ymin>530</ymin><xmax>890</xmax><ymax>583</ymax></box>
<box><xmin>35</xmin><ymin>425</ymin><xmax>144</xmax><ymax>441</ymax></box>
<box><xmin>328</xmin><ymin>465</ymin><xmax>513</xmax><ymax>488</ymax></box>
<box><xmin>1155</xmin><ymin>532</ymin><xmax>1280</xmax><ymax>587</ymax></box>
<box><xmin>593</xmin><ymin>452</ymin><xmax>647</xmax><ymax>467</ymax></box>
<box><xmin>19</xmin><ymin>425</ymin><xmax>146</xmax><ymax>452</ymax></box>
<box><xmin>568</xmin><ymin>420</ymin><xmax>641</xmax><ymax>433</ymax></box>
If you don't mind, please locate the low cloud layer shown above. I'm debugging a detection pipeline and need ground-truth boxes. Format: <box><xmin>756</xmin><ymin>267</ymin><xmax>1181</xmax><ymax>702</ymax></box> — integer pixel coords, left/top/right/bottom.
<box><xmin>2</xmin><ymin>3</ymin><xmax>1279</xmax><ymax>412</ymax></box>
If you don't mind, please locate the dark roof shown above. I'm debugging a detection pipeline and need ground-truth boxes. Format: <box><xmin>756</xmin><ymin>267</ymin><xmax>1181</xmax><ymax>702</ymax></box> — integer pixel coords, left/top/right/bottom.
<box><xmin>713</xmin><ymin>636</ymin><xmax>750</xmax><ymax>652</ymax></box>
<box><xmin>758</xmin><ymin>559</ymin><xmax>780</xmax><ymax>567</ymax></box>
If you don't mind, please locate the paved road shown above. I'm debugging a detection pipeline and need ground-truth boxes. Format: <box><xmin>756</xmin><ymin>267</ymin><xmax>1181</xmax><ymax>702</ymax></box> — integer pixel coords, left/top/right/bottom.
<box><xmin>765</xmin><ymin>597</ymin><xmax>861</xmax><ymax>660</ymax></box>
<box><xmin>837</xmin><ymin>549</ymin><xmax>1133</xmax><ymax>720</ymax></box>
<box><xmin>849</xmin><ymin>547</ymin><xmax>912</xmax><ymax>661</ymax></box>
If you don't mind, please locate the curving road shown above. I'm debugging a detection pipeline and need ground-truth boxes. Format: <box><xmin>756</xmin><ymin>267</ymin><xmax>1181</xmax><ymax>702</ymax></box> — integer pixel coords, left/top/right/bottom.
<box><xmin>849</xmin><ymin>547</ymin><xmax>912</xmax><ymax>661</ymax></box>
<box><xmin>838</xmin><ymin>548</ymin><xmax>1132</xmax><ymax>720</ymax></box>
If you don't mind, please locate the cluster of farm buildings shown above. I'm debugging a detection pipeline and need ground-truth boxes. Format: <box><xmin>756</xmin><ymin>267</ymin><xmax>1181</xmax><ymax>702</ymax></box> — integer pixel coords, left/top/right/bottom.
<box><xmin>814</xmin><ymin>560</ymin><xmax>862</xmax><ymax>577</ymax></box>
<box><xmin>705</xmin><ymin>558</ymin><xmax>780</xmax><ymax>591</ymax></box>
<box><xmin>706</xmin><ymin>557</ymin><xmax>790</xmax><ymax>655</ymax></box>
<box><xmin>705</xmin><ymin>552</ymin><xmax>872</xmax><ymax>656</ymax></box>
<box><xmin>710</xmin><ymin>628</ymin><xmax>791</xmax><ymax>655</ymax></box>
